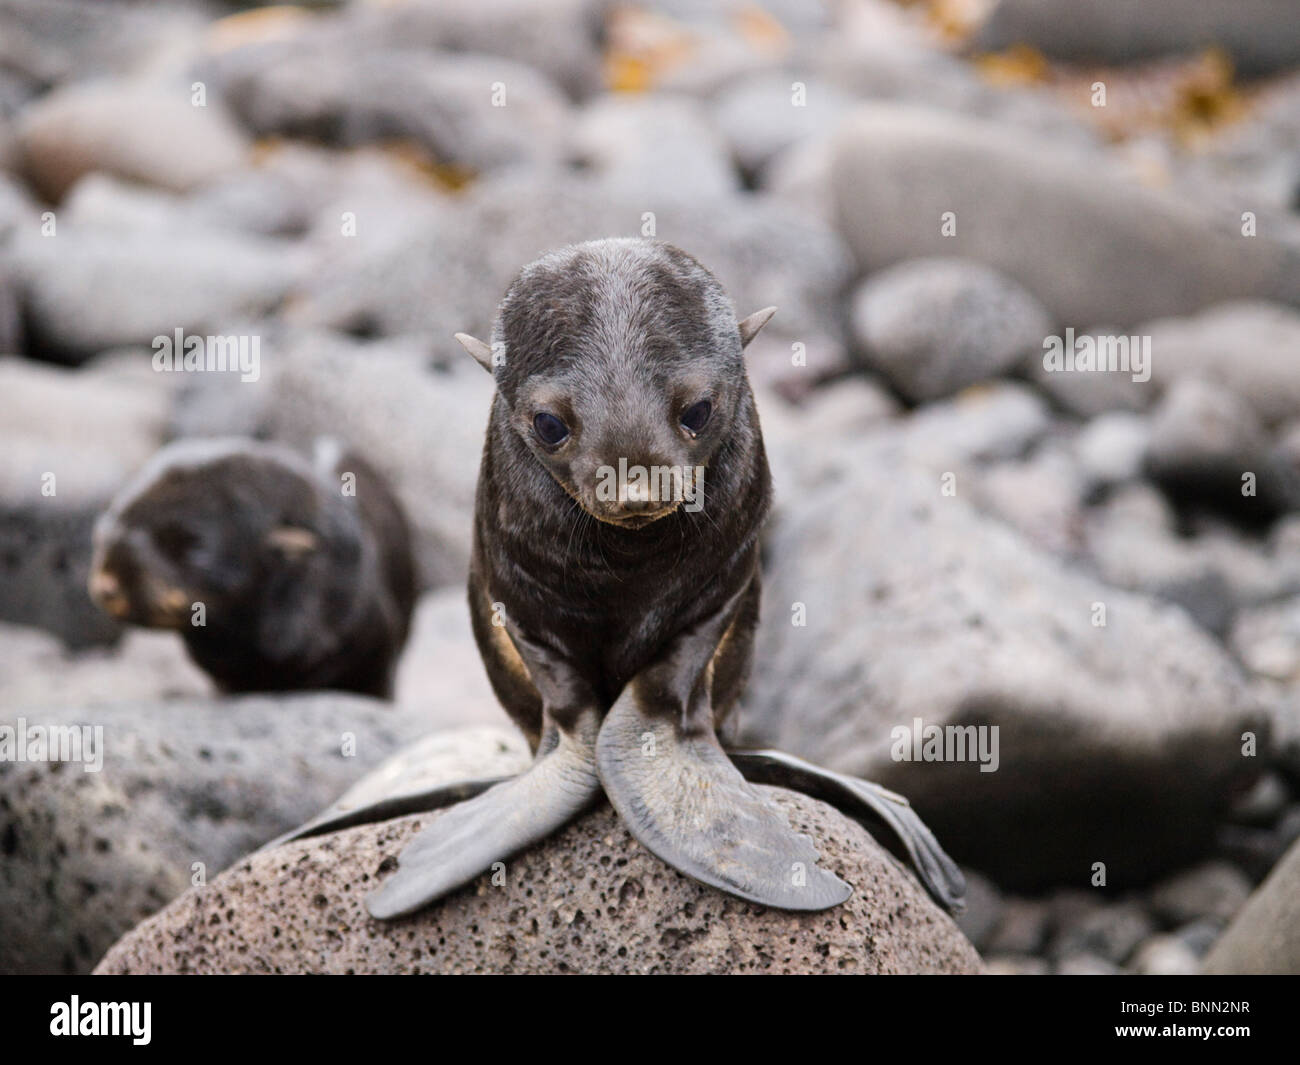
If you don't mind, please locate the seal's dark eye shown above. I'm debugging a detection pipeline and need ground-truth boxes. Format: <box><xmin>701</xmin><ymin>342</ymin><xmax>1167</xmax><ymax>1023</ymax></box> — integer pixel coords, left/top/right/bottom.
<box><xmin>154</xmin><ymin>522</ymin><xmax>199</xmax><ymax>561</ymax></box>
<box><xmin>680</xmin><ymin>400</ymin><xmax>712</xmax><ymax>435</ymax></box>
<box><xmin>533</xmin><ymin>412</ymin><xmax>569</xmax><ymax>446</ymax></box>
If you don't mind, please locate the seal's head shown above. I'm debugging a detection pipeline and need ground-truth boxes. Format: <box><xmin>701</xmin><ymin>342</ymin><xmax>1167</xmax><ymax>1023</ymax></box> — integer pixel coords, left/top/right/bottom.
<box><xmin>88</xmin><ymin>438</ymin><xmax>351</xmax><ymax>630</ymax></box>
<box><xmin>456</xmin><ymin>239</ymin><xmax>774</xmax><ymax>529</ymax></box>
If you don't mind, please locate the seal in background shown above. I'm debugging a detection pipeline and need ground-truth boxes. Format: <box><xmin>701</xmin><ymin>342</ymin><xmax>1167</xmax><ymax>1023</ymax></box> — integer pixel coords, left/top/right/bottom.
<box><xmin>89</xmin><ymin>437</ymin><xmax>416</xmax><ymax>699</ymax></box>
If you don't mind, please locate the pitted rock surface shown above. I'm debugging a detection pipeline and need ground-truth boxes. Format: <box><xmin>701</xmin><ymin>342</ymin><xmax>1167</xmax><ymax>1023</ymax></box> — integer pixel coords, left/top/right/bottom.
<box><xmin>95</xmin><ymin>789</ymin><xmax>981</xmax><ymax>975</ymax></box>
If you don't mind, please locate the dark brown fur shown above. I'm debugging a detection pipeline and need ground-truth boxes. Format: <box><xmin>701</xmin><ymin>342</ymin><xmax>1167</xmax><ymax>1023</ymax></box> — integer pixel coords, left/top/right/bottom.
<box><xmin>465</xmin><ymin>239</ymin><xmax>771</xmax><ymax>748</ymax></box>
<box><xmin>89</xmin><ymin>438</ymin><xmax>416</xmax><ymax>698</ymax></box>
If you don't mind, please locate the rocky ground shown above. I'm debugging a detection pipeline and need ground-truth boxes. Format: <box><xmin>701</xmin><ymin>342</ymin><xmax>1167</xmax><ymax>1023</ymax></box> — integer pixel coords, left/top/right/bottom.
<box><xmin>2</xmin><ymin>0</ymin><xmax>1299</xmax><ymax>975</ymax></box>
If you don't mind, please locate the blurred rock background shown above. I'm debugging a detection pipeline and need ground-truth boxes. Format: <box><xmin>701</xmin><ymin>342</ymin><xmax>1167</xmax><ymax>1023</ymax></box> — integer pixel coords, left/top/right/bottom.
<box><xmin>1</xmin><ymin>0</ymin><xmax>1299</xmax><ymax>975</ymax></box>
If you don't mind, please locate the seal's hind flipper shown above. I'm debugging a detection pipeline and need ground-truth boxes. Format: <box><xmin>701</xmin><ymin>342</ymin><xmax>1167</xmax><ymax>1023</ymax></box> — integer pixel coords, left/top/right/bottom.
<box><xmin>366</xmin><ymin>727</ymin><xmax>600</xmax><ymax>919</ymax></box>
<box><xmin>596</xmin><ymin>693</ymin><xmax>852</xmax><ymax>912</ymax></box>
<box><xmin>727</xmin><ymin>749</ymin><xmax>967</xmax><ymax>914</ymax></box>
<box><xmin>259</xmin><ymin>777</ymin><xmax>511</xmax><ymax>852</ymax></box>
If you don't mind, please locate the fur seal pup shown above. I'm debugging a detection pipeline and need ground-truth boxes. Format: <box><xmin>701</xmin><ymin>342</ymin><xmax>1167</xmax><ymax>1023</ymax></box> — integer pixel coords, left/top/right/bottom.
<box><xmin>88</xmin><ymin>437</ymin><xmax>416</xmax><ymax>698</ymax></box>
<box><xmin>276</xmin><ymin>239</ymin><xmax>964</xmax><ymax>917</ymax></box>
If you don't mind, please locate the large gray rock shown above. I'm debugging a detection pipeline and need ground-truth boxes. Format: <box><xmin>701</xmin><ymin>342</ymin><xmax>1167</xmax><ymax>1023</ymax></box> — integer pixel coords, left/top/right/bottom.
<box><xmin>755</xmin><ymin>376</ymin><xmax>900</xmax><ymax>470</ymax></box>
<box><xmin>1213</xmin><ymin>787</ymin><xmax>1298</xmax><ymax>880</ymax></box>
<box><xmin>16</xmin><ymin>79</ymin><xmax>249</xmax><ymax>202</ymax></box>
<box><xmin>0</xmin><ymin>507</ymin><xmax>120</xmax><ymax>648</ymax></box>
<box><xmin>743</xmin><ymin>428</ymin><xmax>1267</xmax><ymax>888</ymax></box>
<box><xmin>0</xmin><ymin>693</ymin><xmax>446</xmax><ymax>974</ymax></box>
<box><xmin>236</xmin><ymin>0</ymin><xmax>606</xmax><ymax>101</ymax></box>
<box><xmin>207</xmin><ymin>40</ymin><xmax>568</xmax><ymax>175</ymax></box>
<box><xmin>168</xmin><ymin>327</ymin><xmax>487</xmax><ymax>590</ymax></box>
<box><xmin>53</xmin><ymin>140</ymin><xmax>448</xmax><ymax>243</ymax></box>
<box><xmin>976</xmin><ymin>0</ymin><xmax>1300</xmax><ymax>77</ymax></box>
<box><xmin>1231</xmin><ymin>596</ymin><xmax>1300</xmax><ymax>685</ymax></box>
<box><xmin>829</xmin><ymin>105</ymin><xmax>1300</xmax><ymax>327</ymax></box>
<box><xmin>393</xmin><ymin>588</ymin><xmax>519</xmax><ymax>729</ymax></box>
<box><xmin>1025</xmin><ymin>325</ymin><xmax>1156</xmax><ymax>417</ymax></box>
<box><xmin>1149</xmin><ymin>860</ymin><xmax>1253</xmax><ymax>927</ymax></box>
<box><xmin>288</xmin><ymin>169</ymin><xmax>854</xmax><ymax>397</ymax></box>
<box><xmin>94</xmin><ymin>790</ymin><xmax>982</xmax><ymax>975</ymax></box>
<box><xmin>818</xmin><ymin>2</ymin><xmax>991</xmax><ymax>109</ymax></box>
<box><xmin>762</xmin><ymin>383</ymin><xmax>1049</xmax><ymax>517</ymax></box>
<box><xmin>819</xmin><ymin>0</ymin><xmax>1101</xmax><ymax>149</ymax></box>
<box><xmin>761</xmin><ymin>133</ymin><xmax>837</xmax><ymax>222</ymax></box>
<box><xmin>894</xmin><ymin>382</ymin><xmax>1052</xmax><ymax>467</ymax></box>
<box><xmin>985</xmin><ymin>897</ymin><xmax>1049</xmax><ymax>956</ymax></box>
<box><xmin>0</xmin><ymin>354</ymin><xmax>172</xmax><ymax>645</ymax></box>
<box><xmin>1055</xmin><ymin>952</ymin><xmax>1124</xmax><ymax>975</ymax></box>
<box><xmin>849</xmin><ymin>257</ymin><xmax>1053</xmax><ymax>402</ymax></box>
<box><xmin>598</xmin><ymin>4</ymin><xmax>791</xmax><ymax>98</ymax></box>
<box><xmin>968</xmin><ymin>444</ymin><xmax>1087</xmax><ymax>558</ymax></box>
<box><xmin>1191</xmin><ymin>71</ymin><xmax>1300</xmax><ymax>214</ymax></box>
<box><xmin>377</xmin><ymin>0</ymin><xmax>607</xmax><ymax>100</ymax></box>
<box><xmin>712</xmin><ymin>72</ymin><xmax>855</xmax><ymax>177</ymax></box>
<box><xmin>10</xmin><ymin>220</ymin><xmax>305</xmax><ymax>363</ymax></box>
<box><xmin>254</xmin><ymin>332</ymin><xmax>491</xmax><ymax>591</ymax></box>
<box><xmin>0</xmin><ymin>0</ymin><xmax>207</xmax><ymax>96</ymax></box>
<box><xmin>568</xmin><ymin>94</ymin><xmax>738</xmax><ymax>202</ymax></box>
<box><xmin>0</xmin><ymin>622</ymin><xmax>208</xmax><ymax>709</ymax></box>
<box><xmin>1257</xmin><ymin>675</ymin><xmax>1300</xmax><ymax>789</ymax></box>
<box><xmin>1202</xmin><ymin>837</ymin><xmax>1300</xmax><ymax>973</ymax></box>
<box><xmin>765</xmin><ymin>380</ymin><xmax>1053</xmax><ymax>540</ymax></box>
<box><xmin>1145</xmin><ymin>302</ymin><xmax>1300</xmax><ymax>429</ymax></box>
<box><xmin>1084</xmin><ymin>484</ymin><xmax>1300</xmax><ymax>636</ymax></box>
<box><xmin>1143</xmin><ymin>377</ymin><xmax>1299</xmax><ymax>521</ymax></box>
<box><xmin>1048</xmin><ymin>899</ymin><xmax>1155</xmax><ymax>966</ymax></box>
<box><xmin>0</xmin><ymin>190</ymin><xmax>23</xmax><ymax>355</ymax></box>
<box><xmin>0</xmin><ymin>354</ymin><xmax>171</xmax><ymax>506</ymax></box>
<box><xmin>1131</xmin><ymin>933</ymin><xmax>1202</xmax><ymax>975</ymax></box>
<box><xmin>57</xmin><ymin>169</ymin><xmax>333</xmax><ymax>243</ymax></box>
<box><xmin>1074</xmin><ymin>411</ymin><xmax>1151</xmax><ymax>491</ymax></box>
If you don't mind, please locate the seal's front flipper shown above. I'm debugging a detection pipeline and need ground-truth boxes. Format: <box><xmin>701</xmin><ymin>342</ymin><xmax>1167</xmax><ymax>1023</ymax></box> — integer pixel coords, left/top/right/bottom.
<box><xmin>259</xmin><ymin>776</ymin><xmax>511</xmax><ymax>852</ymax></box>
<box><xmin>596</xmin><ymin>691</ymin><xmax>852</xmax><ymax>912</ymax></box>
<box><xmin>727</xmin><ymin>749</ymin><xmax>967</xmax><ymax>914</ymax></box>
<box><xmin>366</xmin><ymin>722</ymin><xmax>600</xmax><ymax>919</ymax></box>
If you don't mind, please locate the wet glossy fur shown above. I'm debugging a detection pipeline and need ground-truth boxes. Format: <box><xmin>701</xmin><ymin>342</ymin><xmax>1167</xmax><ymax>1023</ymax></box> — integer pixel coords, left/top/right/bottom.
<box><xmin>467</xmin><ymin>240</ymin><xmax>769</xmax><ymax>747</ymax></box>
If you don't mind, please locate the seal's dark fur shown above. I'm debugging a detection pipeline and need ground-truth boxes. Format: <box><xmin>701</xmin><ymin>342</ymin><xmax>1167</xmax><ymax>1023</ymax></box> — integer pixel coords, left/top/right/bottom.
<box><xmin>468</xmin><ymin>239</ymin><xmax>770</xmax><ymax>744</ymax></box>
<box><xmin>90</xmin><ymin>438</ymin><xmax>416</xmax><ymax>698</ymax></box>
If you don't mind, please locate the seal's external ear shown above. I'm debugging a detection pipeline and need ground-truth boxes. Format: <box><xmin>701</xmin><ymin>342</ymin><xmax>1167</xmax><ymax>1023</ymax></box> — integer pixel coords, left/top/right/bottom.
<box><xmin>455</xmin><ymin>332</ymin><xmax>494</xmax><ymax>373</ymax></box>
<box><xmin>737</xmin><ymin>307</ymin><xmax>777</xmax><ymax>350</ymax></box>
<box><xmin>265</xmin><ymin>526</ymin><xmax>318</xmax><ymax>561</ymax></box>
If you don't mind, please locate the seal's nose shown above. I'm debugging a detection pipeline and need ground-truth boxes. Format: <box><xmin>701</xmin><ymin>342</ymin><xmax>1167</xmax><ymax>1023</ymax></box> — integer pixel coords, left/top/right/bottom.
<box><xmin>88</xmin><ymin>567</ymin><xmax>130</xmax><ymax>617</ymax></box>
<box><xmin>616</xmin><ymin>479</ymin><xmax>656</xmax><ymax>513</ymax></box>
<box><xmin>604</xmin><ymin>493</ymin><xmax>678</xmax><ymax>527</ymax></box>
<box><xmin>587</xmin><ymin>439</ymin><xmax>685</xmax><ymax>525</ymax></box>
